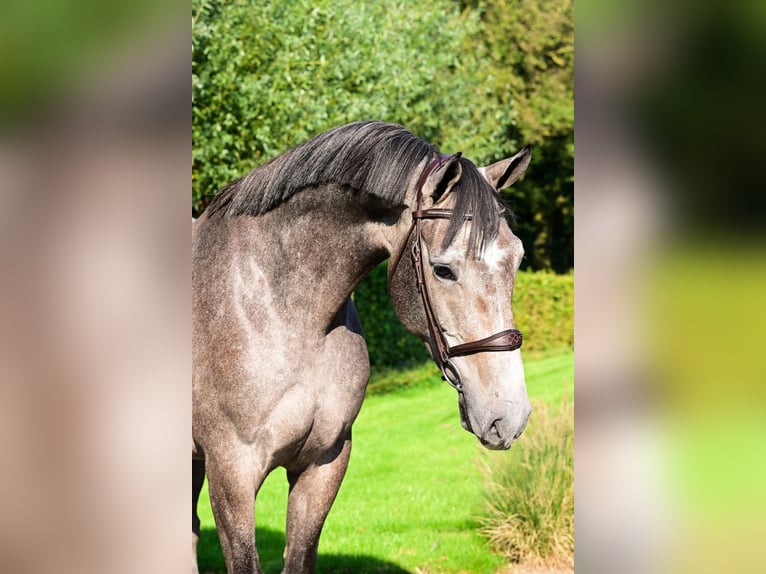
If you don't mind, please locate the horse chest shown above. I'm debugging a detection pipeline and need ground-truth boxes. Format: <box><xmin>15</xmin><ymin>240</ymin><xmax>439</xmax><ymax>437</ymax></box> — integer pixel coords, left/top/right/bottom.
<box><xmin>264</xmin><ymin>331</ymin><xmax>368</xmax><ymax>465</ymax></box>
<box><xmin>261</xmin><ymin>375</ymin><xmax>362</xmax><ymax>469</ymax></box>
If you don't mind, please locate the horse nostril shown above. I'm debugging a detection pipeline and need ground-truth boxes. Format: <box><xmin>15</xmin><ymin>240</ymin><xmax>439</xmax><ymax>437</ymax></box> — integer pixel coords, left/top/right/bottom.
<box><xmin>489</xmin><ymin>420</ymin><xmax>502</xmax><ymax>439</ymax></box>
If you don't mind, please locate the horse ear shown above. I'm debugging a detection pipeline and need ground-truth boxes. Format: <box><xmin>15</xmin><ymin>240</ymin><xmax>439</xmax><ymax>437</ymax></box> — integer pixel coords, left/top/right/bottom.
<box><xmin>422</xmin><ymin>152</ymin><xmax>462</xmax><ymax>206</ymax></box>
<box><xmin>479</xmin><ymin>145</ymin><xmax>531</xmax><ymax>190</ymax></box>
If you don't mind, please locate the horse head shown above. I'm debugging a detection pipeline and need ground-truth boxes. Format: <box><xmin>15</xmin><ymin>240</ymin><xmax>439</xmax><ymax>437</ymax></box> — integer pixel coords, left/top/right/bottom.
<box><xmin>388</xmin><ymin>148</ymin><xmax>533</xmax><ymax>450</ymax></box>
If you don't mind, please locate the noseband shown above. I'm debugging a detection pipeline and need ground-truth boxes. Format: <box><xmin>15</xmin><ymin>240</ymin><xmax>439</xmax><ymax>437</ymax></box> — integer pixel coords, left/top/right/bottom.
<box><xmin>393</xmin><ymin>155</ymin><xmax>523</xmax><ymax>394</ymax></box>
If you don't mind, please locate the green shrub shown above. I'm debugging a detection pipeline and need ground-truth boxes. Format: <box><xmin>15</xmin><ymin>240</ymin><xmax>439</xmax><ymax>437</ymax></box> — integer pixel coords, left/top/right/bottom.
<box><xmin>193</xmin><ymin>1</ymin><xmax>573</xmax><ymax>271</ymax></box>
<box><xmin>513</xmin><ymin>269</ymin><xmax>574</xmax><ymax>358</ymax></box>
<box><xmin>353</xmin><ymin>266</ymin><xmax>573</xmax><ymax>369</ymax></box>
<box><xmin>192</xmin><ymin>0</ymin><xmax>489</xmax><ymax>215</ymax></box>
<box><xmin>353</xmin><ymin>262</ymin><xmax>429</xmax><ymax>369</ymax></box>
<box><xmin>478</xmin><ymin>398</ymin><xmax>574</xmax><ymax>569</ymax></box>
<box><xmin>466</xmin><ymin>0</ymin><xmax>575</xmax><ymax>272</ymax></box>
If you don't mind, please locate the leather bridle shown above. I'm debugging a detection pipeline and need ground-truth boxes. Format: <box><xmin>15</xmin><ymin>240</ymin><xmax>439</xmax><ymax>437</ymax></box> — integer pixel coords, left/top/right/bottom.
<box><xmin>391</xmin><ymin>155</ymin><xmax>524</xmax><ymax>396</ymax></box>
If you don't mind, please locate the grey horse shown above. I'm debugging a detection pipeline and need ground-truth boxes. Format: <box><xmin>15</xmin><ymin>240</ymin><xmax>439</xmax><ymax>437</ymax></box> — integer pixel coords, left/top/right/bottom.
<box><xmin>192</xmin><ymin>121</ymin><xmax>532</xmax><ymax>573</ymax></box>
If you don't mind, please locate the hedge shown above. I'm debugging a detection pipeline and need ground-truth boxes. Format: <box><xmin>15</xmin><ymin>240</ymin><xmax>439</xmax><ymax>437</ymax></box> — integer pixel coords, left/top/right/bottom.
<box><xmin>353</xmin><ymin>265</ymin><xmax>573</xmax><ymax>369</ymax></box>
<box><xmin>513</xmin><ymin>269</ymin><xmax>574</xmax><ymax>357</ymax></box>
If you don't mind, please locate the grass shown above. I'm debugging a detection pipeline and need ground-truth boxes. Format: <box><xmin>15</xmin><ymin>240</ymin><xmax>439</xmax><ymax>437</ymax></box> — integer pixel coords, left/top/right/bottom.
<box><xmin>196</xmin><ymin>351</ymin><xmax>573</xmax><ymax>573</ymax></box>
<box><xmin>478</xmin><ymin>398</ymin><xmax>574</xmax><ymax>570</ymax></box>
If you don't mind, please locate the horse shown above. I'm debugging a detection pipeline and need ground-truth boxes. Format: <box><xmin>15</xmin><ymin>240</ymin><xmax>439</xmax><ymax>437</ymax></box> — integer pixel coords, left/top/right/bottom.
<box><xmin>192</xmin><ymin>121</ymin><xmax>533</xmax><ymax>574</ymax></box>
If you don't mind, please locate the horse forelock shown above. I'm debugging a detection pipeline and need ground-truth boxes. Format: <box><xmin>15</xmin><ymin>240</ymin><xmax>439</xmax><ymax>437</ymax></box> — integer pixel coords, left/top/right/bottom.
<box><xmin>441</xmin><ymin>158</ymin><xmax>511</xmax><ymax>257</ymax></box>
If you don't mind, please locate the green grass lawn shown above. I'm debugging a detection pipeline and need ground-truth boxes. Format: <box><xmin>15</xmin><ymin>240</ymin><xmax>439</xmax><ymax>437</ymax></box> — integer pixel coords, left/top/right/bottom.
<box><xmin>197</xmin><ymin>351</ymin><xmax>573</xmax><ymax>573</ymax></box>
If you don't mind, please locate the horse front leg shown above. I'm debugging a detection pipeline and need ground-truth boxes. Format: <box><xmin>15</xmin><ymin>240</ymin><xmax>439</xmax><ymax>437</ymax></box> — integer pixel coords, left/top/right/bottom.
<box><xmin>206</xmin><ymin>447</ymin><xmax>265</xmax><ymax>574</ymax></box>
<box><xmin>283</xmin><ymin>432</ymin><xmax>352</xmax><ymax>574</ymax></box>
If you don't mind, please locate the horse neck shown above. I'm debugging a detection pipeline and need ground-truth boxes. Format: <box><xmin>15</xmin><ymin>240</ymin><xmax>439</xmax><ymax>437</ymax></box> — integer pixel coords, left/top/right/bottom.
<box><xmin>230</xmin><ymin>185</ymin><xmax>409</xmax><ymax>335</ymax></box>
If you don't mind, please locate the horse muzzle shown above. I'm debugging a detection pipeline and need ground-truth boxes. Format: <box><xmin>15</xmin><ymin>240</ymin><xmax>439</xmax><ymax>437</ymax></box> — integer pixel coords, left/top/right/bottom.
<box><xmin>460</xmin><ymin>393</ymin><xmax>532</xmax><ymax>450</ymax></box>
<box><xmin>478</xmin><ymin>417</ymin><xmax>526</xmax><ymax>450</ymax></box>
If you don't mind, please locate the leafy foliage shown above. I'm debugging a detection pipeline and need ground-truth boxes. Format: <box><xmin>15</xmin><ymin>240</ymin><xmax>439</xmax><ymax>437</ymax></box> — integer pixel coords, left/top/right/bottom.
<box><xmin>354</xmin><ymin>265</ymin><xmax>574</xmax><ymax>369</ymax></box>
<box><xmin>193</xmin><ymin>0</ymin><xmax>573</xmax><ymax>268</ymax></box>
<box><xmin>463</xmin><ymin>0</ymin><xmax>575</xmax><ymax>271</ymax></box>
<box><xmin>353</xmin><ymin>262</ymin><xmax>428</xmax><ymax>369</ymax></box>
<box><xmin>192</xmin><ymin>0</ymin><xmax>487</xmax><ymax>215</ymax></box>
<box><xmin>513</xmin><ymin>269</ymin><xmax>574</xmax><ymax>358</ymax></box>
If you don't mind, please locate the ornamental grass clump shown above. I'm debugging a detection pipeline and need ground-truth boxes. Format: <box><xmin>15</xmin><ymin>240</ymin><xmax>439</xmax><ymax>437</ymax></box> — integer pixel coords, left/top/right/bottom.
<box><xmin>479</xmin><ymin>398</ymin><xmax>574</xmax><ymax>570</ymax></box>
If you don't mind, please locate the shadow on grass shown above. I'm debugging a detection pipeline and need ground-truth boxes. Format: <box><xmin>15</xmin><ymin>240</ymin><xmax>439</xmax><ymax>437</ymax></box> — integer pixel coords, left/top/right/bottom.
<box><xmin>199</xmin><ymin>527</ymin><xmax>411</xmax><ymax>574</ymax></box>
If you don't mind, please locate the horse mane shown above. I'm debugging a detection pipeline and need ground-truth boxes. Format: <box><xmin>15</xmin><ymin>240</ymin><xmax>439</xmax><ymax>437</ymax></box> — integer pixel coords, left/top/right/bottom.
<box><xmin>204</xmin><ymin>120</ymin><xmax>509</xmax><ymax>254</ymax></box>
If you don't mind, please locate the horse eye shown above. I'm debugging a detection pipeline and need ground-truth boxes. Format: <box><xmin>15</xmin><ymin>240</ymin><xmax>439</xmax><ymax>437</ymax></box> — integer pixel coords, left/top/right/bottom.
<box><xmin>433</xmin><ymin>264</ymin><xmax>457</xmax><ymax>281</ymax></box>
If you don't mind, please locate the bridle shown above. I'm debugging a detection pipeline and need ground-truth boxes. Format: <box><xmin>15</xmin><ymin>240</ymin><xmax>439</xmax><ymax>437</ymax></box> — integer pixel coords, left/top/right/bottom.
<box><xmin>391</xmin><ymin>155</ymin><xmax>524</xmax><ymax>399</ymax></box>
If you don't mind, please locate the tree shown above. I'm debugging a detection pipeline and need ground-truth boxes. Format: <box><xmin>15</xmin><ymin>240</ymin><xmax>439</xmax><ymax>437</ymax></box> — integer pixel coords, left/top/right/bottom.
<box><xmin>192</xmin><ymin>0</ymin><xmax>574</xmax><ymax>272</ymax></box>
<box><xmin>192</xmin><ymin>0</ymin><xmax>487</xmax><ymax>215</ymax></box>
<box><xmin>463</xmin><ymin>0</ymin><xmax>574</xmax><ymax>271</ymax></box>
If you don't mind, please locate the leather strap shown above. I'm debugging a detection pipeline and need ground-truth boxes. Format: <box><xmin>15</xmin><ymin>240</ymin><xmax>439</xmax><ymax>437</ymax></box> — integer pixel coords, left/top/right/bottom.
<box><xmin>448</xmin><ymin>329</ymin><xmax>523</xmax><ymax>357</ymax></box>
<box><xmin>390</xmin><ymin>154</ymin><xmax>524</xmax><ymax>389</ymax></box>
<box><xmin>412</xmin><ymin>208</ymin><xmax>469</xmax><ymax>221</ymax></box>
